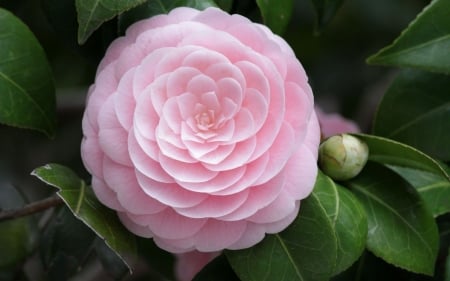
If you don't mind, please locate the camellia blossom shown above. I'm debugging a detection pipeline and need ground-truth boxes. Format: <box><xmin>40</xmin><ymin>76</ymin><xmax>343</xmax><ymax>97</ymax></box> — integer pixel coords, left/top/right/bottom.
<box><xmin>315</xmin><ymin>107</ymin><xmax>360</xmax><ymax>139</ymax></box>
<box><xmin>81</xmin><ymin>7</ymin><xmax>320</xmax><ymax>253</ymax></box>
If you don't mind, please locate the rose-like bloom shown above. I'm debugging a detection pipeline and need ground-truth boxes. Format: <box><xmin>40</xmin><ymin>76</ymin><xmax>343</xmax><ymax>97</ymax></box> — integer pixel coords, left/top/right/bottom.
<box><xmin>315</xmin><ymin>107</ymin><xmax>360</xmax><ymax>139</ymax></box>
<box><xmin>81</xmin><ymin>7</ymin><xmax>320</xmax><ymax>253</ymax></box>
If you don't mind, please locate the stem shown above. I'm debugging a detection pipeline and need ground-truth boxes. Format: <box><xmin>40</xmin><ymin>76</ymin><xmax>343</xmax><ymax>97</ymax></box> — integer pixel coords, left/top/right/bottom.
<box><xmin>0</xmin><ymin>196</ymin><xmax>63</xmax><ymax>222</ymax></box>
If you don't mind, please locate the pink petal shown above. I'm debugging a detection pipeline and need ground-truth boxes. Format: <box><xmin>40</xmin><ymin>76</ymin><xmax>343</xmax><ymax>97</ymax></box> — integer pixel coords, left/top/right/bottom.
<box><xmin>227</xmin><ymin>222</ymin><xmax>265</xmax><ymax>250</ymax></box>
<box><xmin>204</xmin><ymin>136</ymin><xmax>256</xmax><ymax>171</ymax></box>
<box><xmin>177</xmin><ymin>165</ymin><xmax>245</xmax><ymax>193</ymax></box>
<box><xmin>193</xmin><ymin>7</ymin><xmax>249</xmax><ymax>30</ymax></box>
<box><xmin>102</xmin><ymin>157</ymin><xmax>167</xmax><ymax>215</ymax></box>
<box><xmin>235</xmin><ymin>60</ymin><xmax>269</xmax><ymax>101</ymax></box>
<box><xmin>192</xmin><ymin>219</ymin><xmax>247</xmax><ymax>252</ymax></box>
<box><xmin>248</xmin><ymin>112</ymin><xmax>281</xmax><ymax>162</ymax></box>
<box><xmin>127</xmin><ymin>208</ymin><xmax>207</xmax><ymax>240</ymax></box>
<box><xmin>284</xmin><ymin>82</ymin><xmax>313</xmax><ymax>142</ymax></box>
<box><xmin>159</xmin><ymin>153</ymin><xmax>218</xmax><ymax>182</ymax></box>
<box><xmin>218</xmin><ymin>166</ymin><xmax>283</xmax><ymax>220</ymax></box>
<box><xmin>128</xmin><ymin>130</ymin><xmax>174</xmax><ymax>183</ymax></box>
<box><xmin>86</xmin><ymin>64</ymin><xmax>118</xmax><ymax>132</ymax></box>
<box><xmin>247</xmin><ymin>190</ymin><xmax>296</xmax><ymax>223</ymax></box>
<box><xmin>264</xmin><ymin>202</ymin><xmax>300</xmax><ymax>233</ymax></box>
<box><xmin>136</xmin><ymin>170</ymin><xmax>208</xmax><ymax>208</ymax></box>
<box><xmin>175</xmin><ymin>189</ymin><xmax>249</xmax><ymax>218</ymax></box>
<box><xmin>161</xmin><ymin>97</ymin><xmax>182</xmax><ymax>134</ymax></box>
<box><xmin>114</xmin><ymin>68</ymin><xmax>136</xmax><ymax>130</ymax></box>
<box><xmin>91</xmin><ymin>177</ymin><xmax>124</xmax><ymax>211</ymax></box>
<box><xmin>182</xmin><ymin>49</ymin><xmax>229</xmax><ymax>72</ymax></box>
<box><xmin>283</xmin><ymin>145</ymin><xmax>318</xmax><ymax>200</ymax></box>
<box><xmin>81</xmin><ymin>136</ymin><xmax>103</xmax><ymax>178</ymax></box>
<box><xmin>134</xmin><ymin>87</ymin><xmax>159</xmax><ymax>141</ymax></box>
<box><xmin>253</xmin><ymin>122</ymin><xmax>295</xmax><ymax>185</ymax></box>
<box><xmin>167</xmin><ymin>67</ymin><xmax>202</xmax><ymax>98</ymax></box>
<box><xmin>114</xmin><ymin>44</ymin><xmax>145</xmax><ymax>80</ymax></box>
<box><xmin>211</xmin><ymin>152</ymin><xmax>269</xmax><ymax>196</ymax></box>
<box><xmin>242</xmin><ymin>88</ymin><xmax>268</xmax><ymax>132</ymax></box>
<box><xmin>175</xmin><ymin>251</ymin><xmax>220</xmax><ymax>281</ymax></box>
<box><xmin>98</xmin><ymin>125</ymin><xmax>132</xmax><ymax>167</ymax></box>
<box><xmin>231</xmin><ymin>108</ymin><xmax>255</xmax><ymax>142</ymax></box>
<box><xmin>205</xmin><ymin>62</ymin><xmax>246</xmax><ymax>92</ymax></box>
<box><xmin>118</xmin><ymin>212</ymin><xmax>154</xmax><ymax>238</ymax></box>
<box><xmin>197</xmin><ymin>144</ymin><xmax>235</xmax><ymax>165</ymax></box>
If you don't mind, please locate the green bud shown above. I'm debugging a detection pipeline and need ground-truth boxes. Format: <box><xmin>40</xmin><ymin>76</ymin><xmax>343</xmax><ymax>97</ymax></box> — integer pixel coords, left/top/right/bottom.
<box><xmin>318</xmin><ymin>134</ymin><xmax>369</xmax><ymax>181</ymax></box>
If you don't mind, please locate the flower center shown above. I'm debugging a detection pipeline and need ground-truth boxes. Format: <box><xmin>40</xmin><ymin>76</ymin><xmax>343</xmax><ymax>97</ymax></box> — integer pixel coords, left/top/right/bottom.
<box><xmin>195</xmin><ymin>110</ymin><xmax>215</xmax><ymax>131</ymax></box>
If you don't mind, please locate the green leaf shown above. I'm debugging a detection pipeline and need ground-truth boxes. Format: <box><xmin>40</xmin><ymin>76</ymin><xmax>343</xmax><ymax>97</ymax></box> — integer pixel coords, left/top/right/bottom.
<box><xmin>373</xmin><ymin>69</ymin><xmax>450</xmax><ymax>161</ymax></box>
<box><xmin>310</xmin><ymin>0</ymin><xmax>345</xmax><ymax>31</ymax></box>
<box><xmin>94</xmin><ymin>238</ymin><xmax>130</xmax><ymax>280</ymax></box>
<box><xmin>0</xmin><ymin>8</ymin><xmax>56</xmax><ymax>137</ymax></box>
<box><xmin>0</xmin><ymin>185</ymin><xmax>34</xmax><ymax>269</ymax></box>
<box><xmin>367</xmin><ymin>0</ymin><xmax>450</xmax><ymax>74</ymax></box>
<box><xmin>40</xmin><ymin>207</ymin><xmax>97</xmax><ymax>280</ymax></box>
<box><xmin>314</xmin><ymin>171</ymin><xmax>367</xmax><ymax>275</ymax></box>
<box><xmin>32</xmin><ymin>164</ymin><xmax>137</xmax><ymax>271</ymax></box>
<box><xmin>354</xmin><ymin>134</ymin><xmax>449</xmax><ymax>180</ymax></box>
<box><xmin>256</xmin><ymin>0</ymin><xmax>294</xmax><ymax>35</ymax></box>
<box><xmin>118</xmin><ymin>0</ymin><xmax>217</xmax><ymax>35</ymax></box>
<box><xmin>76</xmin><ymin>0</ymin><xmax>147</xmax><ymax>44</ymax></box>
<box><xmin>346</xmin><ymin>162</ymin><xmax>439</xmax><ymax>275</ymax></box>
<box><xmin>389</xmin><ymin>166</ymin><xmax>450</xmax><ymax>217</ymax></box>
<box><xmin>227</xmin><ymin>187</ymin><xmax>337</xmax><ymax>281</ymax></box>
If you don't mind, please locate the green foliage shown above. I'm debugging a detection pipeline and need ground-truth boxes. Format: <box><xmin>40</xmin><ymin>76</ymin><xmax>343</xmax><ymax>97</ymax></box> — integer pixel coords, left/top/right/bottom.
<box><xmin>346</xmin><ymin>162</ymin><xmax>439</xmax><ymax>275</ymax></box>
<box><xmin>0</xmin><ymin>185</ymin><xmax>34</xmax><ymax>269</ymax></box>
<box><xmin>390</xmin><ymin>166</ymin><xmax>450</xmax><ymax>218</ymax></box>
<box><xmin>0</xmin><ymin>8</ymin><xmax>56</xmax><ymax>137</ymax></box>
<box><xmin>310</xmin><ymin>0</ymin><xmax>345</xmax><ymax>31</ymax></box>
<box><xmin>354</xmin><ymin>134</ymin><xmax>449</xmax><ymax>180</ymax></box>
<box><xmin>314</xmin><ymin>172</ymin><xmax>367</xmax><ymax>275</ymax></box>
<box><xmin>373</xmin><ymin>69</ymin><xmax>450</xmax><ymax>161</ymax></box>
<box><xmin>40</xmin><ymin>207</ymin><xmax>96</xmax><ymax>280</ymax></box>
<box><xmin>227</xmin><ymin>181</ymin><xmax>338</xmax><ymax>281</ymax></box>
<box><xmin>32</xmin><ymin>164</ymin><xmax>137</xmax><ymax>272</ymax></box>
<box><xmin>256</xmin><ymin>0</ymin><xmax>294</xmax><ymax>35</ymax></box>
<box><xmin>76</xmin><ymin>0</ymin><xmax>147</xmax><ymax>44</ymax></box>
<box><xmin>367</xmin><ymin>0</ymin><xmax>450</xmax><ymax>74</ymax></box>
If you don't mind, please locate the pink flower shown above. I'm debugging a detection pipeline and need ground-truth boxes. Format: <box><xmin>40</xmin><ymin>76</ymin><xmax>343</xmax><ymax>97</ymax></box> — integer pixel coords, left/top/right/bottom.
<box><xmin>175</xmin><ymin>251</ymin><xmax>220</xmax><ymax>281</ymax></box>
<box><xmin>81</xmin><ymin>7</ymin><xmax>320</xmax><ymax>253</ymax></box>
<box><xmin>315</xmin><ymin>107</ymin><xmax>360</xmax><ymax>139</ymax></box>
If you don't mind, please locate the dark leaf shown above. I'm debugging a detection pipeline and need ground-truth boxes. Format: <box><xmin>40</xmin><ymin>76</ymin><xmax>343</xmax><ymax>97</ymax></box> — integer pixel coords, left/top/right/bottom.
<box><xmin>32</xmin><ymin>164</ymin><xmax>137</xmax><ymax>272</ymax></box>
<box><xmin>0</xmin><ymin>8</ymin><xmax>56</xmax><ymax>137</ymax></box>
<box><xmin>367</xmin><ymin>0</ymin><xmax>450</xmax><ymax>74</ymax></box>
<box><xmin>256</xmin><ymin>0</ymin><xmax>294</xmax><ymax>35</ymax></box>
<box><xmin>373</xmin><ymin>69</ymin><xmax>450</xmax><ymax>161</ymax></box>
<box><xmin>346</xmin><ymin>162</ymin><xmax>439</xmax><ymax>275</ymax></box>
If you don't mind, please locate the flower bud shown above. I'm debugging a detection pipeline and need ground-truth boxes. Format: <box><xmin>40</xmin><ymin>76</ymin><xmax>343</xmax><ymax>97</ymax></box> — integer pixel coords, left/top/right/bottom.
<box><xmin>319</xmin><ymin>134</ymin><xmax>369</xmax><ymax>181</ymax></box>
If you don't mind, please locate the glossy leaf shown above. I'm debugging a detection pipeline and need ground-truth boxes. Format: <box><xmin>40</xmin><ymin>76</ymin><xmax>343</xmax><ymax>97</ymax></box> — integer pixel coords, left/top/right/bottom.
<box><xmin>118</xmin><ymin>0</ymin><xmax>217</xmax><ymax>34</ymax></box>
<box><xmin>76</xmin><ymin>0</ymin><xmax>146</xmax><ymax>44</ymax></box>
<box><xmin>40</xmin><ymin>207</ymin><xmax>96</xmax><ymax>280</ymax></box>
<box><xmin>314</xmin><ymin>172</ymin><xmax>367</xmax><ymax>275</ymax></box>
<box><xmin>0</xmin><ymin>185</ymin><xmax>34</xmax><ymax>269</ymax></box>
<box><xmin>94</xmin><ymin>238</ymin><xmax>129</xmax><ymax>280</ymax></box>
<box><xmin>0</xmin><ymin>8</ymin><xmax>56</xmax><ymax>137</ymax></box>
<box><xmin>389</xmin><ymin>166</ymin><xmax>450</xmax><ymax>217</ymax></box>
<box><xmin>354</xmin><ymin>134</ymin><xmax>449</xmax><ymax>180</ymax></box>
<box><xmin>227</xmin><ymin>186</ymin><xmax>337</xmax><ymax>281</ymax></box>
<box><xmin>346</xmin><ymin>162</ymin><xmax>439</xmax><ymax>275</ymax></box>
<box><xmin>367</xmin><ymin>0</ymin><xmax>450</xmax><ymax>74</ymax></box>
<box><xmin>32</xmin><ymin>164</ymin><xmax>136</xmax><ymax>271</ymax></box>
<box><xmin>256</xmin><ymin>0</ymin><xmax>294</xmax><ymax>35</ymax></box>
<box><xmin>310</xmin><ymin>0</ymin><xmax>345</xmax><ymax>30</ymax></box>
<box><xmin>373</xmin><ymin>69</ymin><xmax>450</xmax><ymax>161</ymax></box>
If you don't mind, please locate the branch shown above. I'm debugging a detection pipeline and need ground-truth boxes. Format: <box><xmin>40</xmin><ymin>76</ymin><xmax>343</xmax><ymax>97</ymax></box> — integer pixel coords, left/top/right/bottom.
<box><xmin>0</xmin><ymin>196</ymin><xmax>63</xmax><ymax>222</ymax></box>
